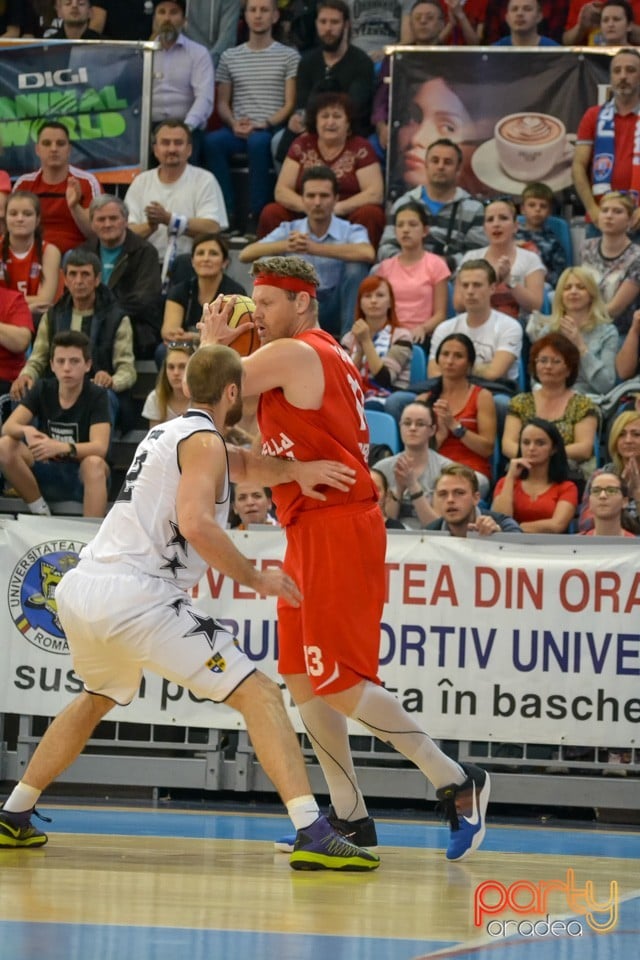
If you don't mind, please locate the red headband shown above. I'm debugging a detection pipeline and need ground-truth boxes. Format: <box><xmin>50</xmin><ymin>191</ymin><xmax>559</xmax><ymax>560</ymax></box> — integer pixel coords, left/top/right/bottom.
<box><xmin>253</xmin><ymin>273</ymin><xmax>318</xmax><ymax>298</ymax></box>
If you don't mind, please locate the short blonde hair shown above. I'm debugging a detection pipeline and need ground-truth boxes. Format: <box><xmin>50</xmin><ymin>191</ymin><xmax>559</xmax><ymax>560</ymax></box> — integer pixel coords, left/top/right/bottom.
<box><xmin>608</xmin><ymin>409</ymin><xmax>640</xmax><ymax>471</ymax></box>
<box><xmin>187</xmin><ymin>345</ymin><xmax>242</xmax><ymax>405</ymax></box>
<box><xmin>550</xmin><ymin>267</ymin><xmax>611</xmax><ymax>333</ymax></box>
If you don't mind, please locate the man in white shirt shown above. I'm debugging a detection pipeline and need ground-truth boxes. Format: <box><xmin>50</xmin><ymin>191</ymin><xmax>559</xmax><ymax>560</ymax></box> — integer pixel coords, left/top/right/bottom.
<box><xmin>428</xmin><ymin>259</ymin><xmax>523</xmax><ymax>383</ymax></box>
<box><xmin>125</xmin><ymin>120</ymin><xmax>227</xmax><ymax>288</ymax></box>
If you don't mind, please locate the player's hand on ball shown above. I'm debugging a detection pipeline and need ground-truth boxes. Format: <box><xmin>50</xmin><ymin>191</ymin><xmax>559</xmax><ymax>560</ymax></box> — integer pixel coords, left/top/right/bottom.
<box><xmin>294</xmin><ymin>459</ymin><xmax>357</xmax><ymax>500</ymax></box>
<box><xmin>199</xmin><ymin>296</ymin><xmax>255</xmax><ymax>348</ymax></box>
<box><xmin>255</xmin><ymin>569</ymin><xmax>302</xmax><ymax>607</ymax></box>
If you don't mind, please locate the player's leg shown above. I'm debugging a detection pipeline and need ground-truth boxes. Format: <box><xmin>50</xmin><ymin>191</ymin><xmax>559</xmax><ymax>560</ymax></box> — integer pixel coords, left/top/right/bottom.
<box><xmin>295</xmin><ymin>504</ymin><xmax>490</xmax><ymax>861</ymax></box>
<box><xmin>323</xmin><ymin>681</ymin><xmax>490</xmax><ymax>862</ymax></box>
<box><xmin>0</xmin><ymin>691</ymin><xmax>114</xmax><ymax>848</ymax></box>
<box><xmin>277</xmin><ymin>518</ymin><xmax>372</xmax><ymax>841</ymax></box>
<box><xmin>146</xmin><ymin>598</ymin><xmax>379</xmax><ymax>872</ymax></box>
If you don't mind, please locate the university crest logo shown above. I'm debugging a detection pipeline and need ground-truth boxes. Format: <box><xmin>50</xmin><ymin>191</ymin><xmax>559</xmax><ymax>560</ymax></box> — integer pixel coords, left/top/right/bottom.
<box><xmin>8</xmin><ymin>541</ymin><xmax>84</xmax><ymax>654</ymax></box>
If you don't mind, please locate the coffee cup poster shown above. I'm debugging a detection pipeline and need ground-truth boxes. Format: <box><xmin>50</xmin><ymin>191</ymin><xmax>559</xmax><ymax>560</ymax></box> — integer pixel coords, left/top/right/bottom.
<box><xmin>387</xmin><ymin>48</ymin><xmax>613</xmax><ymax>202</ymax></box>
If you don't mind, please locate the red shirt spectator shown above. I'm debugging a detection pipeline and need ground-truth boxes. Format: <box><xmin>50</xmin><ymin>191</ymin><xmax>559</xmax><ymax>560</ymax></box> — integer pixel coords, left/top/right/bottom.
<box><xmin>0</xmin><ymin>287</ymin><xmax>35</xmax><ymax>389</ymax></box>
<box><xmin>13</xmin><ymin>121</ymin><xmax>101</xmax><ymax>254</ymax></box>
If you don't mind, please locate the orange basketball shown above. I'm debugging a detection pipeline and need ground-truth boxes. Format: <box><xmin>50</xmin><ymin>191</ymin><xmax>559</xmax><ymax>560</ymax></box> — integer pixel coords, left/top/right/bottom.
<box><xmin>222</xmin><ymin>294</ymin><xmax>259</xmax><ymax>357</ymax></box>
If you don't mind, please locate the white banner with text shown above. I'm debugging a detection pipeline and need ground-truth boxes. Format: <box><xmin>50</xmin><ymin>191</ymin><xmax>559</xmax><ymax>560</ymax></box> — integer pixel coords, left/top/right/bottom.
<box><xmin>1</xmin><ymin>515</ymin><xmax>638</xmax><ymax>747</ymax></box>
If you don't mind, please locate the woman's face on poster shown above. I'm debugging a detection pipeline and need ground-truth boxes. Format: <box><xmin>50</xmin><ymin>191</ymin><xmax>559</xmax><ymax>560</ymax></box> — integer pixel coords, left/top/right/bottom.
<box><xmin>397</xmin><ymin>78</ymin><xmax>474</xmax><ymax>187</ymax></box>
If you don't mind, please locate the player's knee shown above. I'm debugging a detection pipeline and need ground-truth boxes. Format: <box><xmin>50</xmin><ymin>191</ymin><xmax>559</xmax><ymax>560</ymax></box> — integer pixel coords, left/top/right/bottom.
<box><xmin>229</xmin><ymin>670</ymin><xmax>282</xmax><ymax>714</ymax></box>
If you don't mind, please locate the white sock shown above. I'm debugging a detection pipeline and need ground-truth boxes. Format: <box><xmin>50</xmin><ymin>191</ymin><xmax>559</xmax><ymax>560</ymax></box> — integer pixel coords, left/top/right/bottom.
<box><xmin>351</xmin><ymin>684</ymin><xmax>465</xmax><ymax>790</ymax></box>
<box><xmin>297</xmin><ymin>697</ymin><xmax>369</xmax><ymax>822</ymax></box>
<box><xmin>286</xmin><ymin>795</ymin><xmax>320</xmax><ymax>831</ymax></box>
<box><xmin>3</xmin><ymin>781</ymin><xmax>42</xmax><ymax>813</ymax></box>
<box><xmin>27</xmin><ymin>497</ymin><xmax>51</xmax><ymax>516</ymax></box>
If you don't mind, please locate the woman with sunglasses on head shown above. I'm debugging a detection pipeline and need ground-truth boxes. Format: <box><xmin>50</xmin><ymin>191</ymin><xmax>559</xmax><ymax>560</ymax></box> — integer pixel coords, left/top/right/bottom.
<box><xmin>580</xmin><ymin>190</ymin><xmax>640</xmax><ymax>336</ymax></box>
<box><xmin>421</xmin><ymin>332</ymin><xmax>496</xmax><ymax>498</ymax></box>
<box><xmin>502</xmin><ymin>332</ymin><xmax>599</xmax><ymax>474</ymax></box>
<box><xmin>0</xmin><ymin>190</ymin><xmax>62</xmax><ymax>316</ymax></box>
<box><xmin>455</xmin><ymin>197</ymin><xmax>545</xmax><ymax>323</ymax></box>
<box><xmin>492</xmin><ymin>417</ymin><xmax>578</xmax><ymax>533</ymax></box>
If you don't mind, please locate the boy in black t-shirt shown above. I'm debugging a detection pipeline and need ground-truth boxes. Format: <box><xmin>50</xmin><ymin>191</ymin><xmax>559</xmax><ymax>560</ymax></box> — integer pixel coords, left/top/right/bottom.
<box><xmin>0</xmin><ymin>330</ymin><xmax>110</xmax><ymax>516</ymax></box>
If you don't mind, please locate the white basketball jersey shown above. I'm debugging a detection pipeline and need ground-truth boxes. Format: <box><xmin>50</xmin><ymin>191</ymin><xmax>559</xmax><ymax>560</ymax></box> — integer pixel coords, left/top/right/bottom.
<box><xmin>83</xmin><ymin>410</ymin><xmax>229</xmax><ymax>589</ymax></box>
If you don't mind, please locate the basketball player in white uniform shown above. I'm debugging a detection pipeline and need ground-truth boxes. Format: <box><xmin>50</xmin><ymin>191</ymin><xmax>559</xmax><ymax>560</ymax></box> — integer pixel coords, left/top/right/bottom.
<box><xmin>0</xmin><ymin>345</ymin><xmax>379</xmax><ymax>871</ymax></box>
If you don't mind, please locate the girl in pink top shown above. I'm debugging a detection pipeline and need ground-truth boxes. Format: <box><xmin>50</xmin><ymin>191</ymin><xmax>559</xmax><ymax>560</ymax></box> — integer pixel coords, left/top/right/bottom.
<box><xmin>376</xmin><ymin>201</ymin><xmax>450</xmax><ymax>343</ymax></box>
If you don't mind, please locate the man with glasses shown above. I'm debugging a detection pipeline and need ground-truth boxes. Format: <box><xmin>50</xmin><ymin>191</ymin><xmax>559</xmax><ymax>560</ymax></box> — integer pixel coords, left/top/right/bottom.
<box><xmin>582</xmin><ymin>471</ymin><xmax>637</xmax><ymax>536</ymax></box>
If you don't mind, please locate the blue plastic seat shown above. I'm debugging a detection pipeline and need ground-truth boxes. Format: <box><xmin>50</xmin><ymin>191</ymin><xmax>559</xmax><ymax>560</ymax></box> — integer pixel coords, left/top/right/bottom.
<box><xmin>409</xmin><ymin>345</ymin><xmax>427</xmax><ymax>385</ymax></box>
<box><xmin>365</xmin><ymin>409</ymin><xmax>401</xmax><ymax>454</ymax></box>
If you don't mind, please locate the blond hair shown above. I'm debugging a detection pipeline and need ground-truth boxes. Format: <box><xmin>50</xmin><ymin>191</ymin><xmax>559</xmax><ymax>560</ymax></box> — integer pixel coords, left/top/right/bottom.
<box><xmin>251</xmin><ymin>256</ymin><xmax>319</xmax><ymax>288</ymax></box>
<box><xmin>608</xmin><ymin>409</ymin><xmax>640</xmax><ymax>471</ymax></box>
<box><xmin>550</xmin><ymin>267</ymin><xmax>611</xmax><ymax>333</ymax></box>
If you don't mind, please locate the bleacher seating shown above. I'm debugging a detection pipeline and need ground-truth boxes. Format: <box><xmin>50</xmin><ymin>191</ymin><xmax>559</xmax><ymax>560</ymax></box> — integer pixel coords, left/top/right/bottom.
<box><xmin>365</xmin><ymin>409</ymin><xmax>400</xmax><ymax>454</ymax></box>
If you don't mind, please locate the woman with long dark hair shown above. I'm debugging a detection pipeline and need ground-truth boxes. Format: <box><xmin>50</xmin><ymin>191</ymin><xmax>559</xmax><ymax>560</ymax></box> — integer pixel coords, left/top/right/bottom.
<box><xmin>422</xmin><ymin>332</ymin><xmax>496</xmax><ymax>497</ymax></box>
<box><xmin>492</xmin><ymin>417</ymin><xmax>578</xmax><ymax>533</ymax></box>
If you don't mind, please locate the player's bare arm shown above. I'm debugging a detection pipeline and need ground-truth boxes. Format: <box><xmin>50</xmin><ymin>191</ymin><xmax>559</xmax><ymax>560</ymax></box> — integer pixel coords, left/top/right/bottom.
<box><xmin>177</xmin><ymin>431</ymin><xmax>302</xmax><ymax>605</ymax></box>
<box><xmin>227</xmin><ymin>446</ymin><xmax>356</xmax><ymax>501</ymax></box>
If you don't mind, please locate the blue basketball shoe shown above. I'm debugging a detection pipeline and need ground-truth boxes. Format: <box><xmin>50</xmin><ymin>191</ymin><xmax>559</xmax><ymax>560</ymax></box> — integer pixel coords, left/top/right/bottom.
<box><xmin>436</xmin><ymin>763</ymin><xmax>490</xmax><ymax>862</ymax></box>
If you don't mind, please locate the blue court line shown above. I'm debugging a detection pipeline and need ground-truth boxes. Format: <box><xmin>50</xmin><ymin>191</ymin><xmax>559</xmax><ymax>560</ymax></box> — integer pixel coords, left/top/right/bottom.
<box><xmin>0</xmin><ymin>922</ymin><xmax>450</xmax><ymax>960</ymax></box>
<box><xmin>38</xmin><ymin>806</ymin><xmax>640</xmax><ymax>859</ymax></box>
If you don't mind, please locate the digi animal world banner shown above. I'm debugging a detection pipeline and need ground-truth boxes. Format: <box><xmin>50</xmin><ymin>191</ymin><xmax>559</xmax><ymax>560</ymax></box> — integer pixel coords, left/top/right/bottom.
<box><xmin>0</xmin><ymin>39</ymin><xmax>152</xmax><ymax>180</ymax></box>
<box><xmin>1</xmin><ymin>514</ymin><xmax>638</xmax><ymax>749</ymax></box>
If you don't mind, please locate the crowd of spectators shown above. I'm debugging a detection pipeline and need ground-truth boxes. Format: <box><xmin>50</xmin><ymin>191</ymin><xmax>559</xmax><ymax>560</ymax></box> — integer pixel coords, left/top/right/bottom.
<box><xmin>0</xmin><ymin>0</ymin><xmax>639</xmax><ymax>533</ymax></box>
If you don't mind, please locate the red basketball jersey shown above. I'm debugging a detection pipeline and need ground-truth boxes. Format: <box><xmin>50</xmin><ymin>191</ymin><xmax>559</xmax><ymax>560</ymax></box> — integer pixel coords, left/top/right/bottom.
<box><xmin>258</xmin><ymin>328</ymin><xmax>377</xmax><ymax>526</ymax></box>
<box><xmin>0</xmin><ymin>240</ymin><xmax>54</xmax><ymax>297</ymax></box>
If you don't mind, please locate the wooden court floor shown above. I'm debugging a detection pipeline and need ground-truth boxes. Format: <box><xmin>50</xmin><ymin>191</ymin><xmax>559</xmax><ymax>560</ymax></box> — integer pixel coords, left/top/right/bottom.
<box><xmin>0</xmin><ymin>805</ymin><xmax>638</xmax><ymax>960</ymax></box>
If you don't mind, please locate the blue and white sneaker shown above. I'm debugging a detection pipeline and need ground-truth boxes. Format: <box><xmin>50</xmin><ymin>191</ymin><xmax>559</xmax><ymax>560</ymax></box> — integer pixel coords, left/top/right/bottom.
<box><xmin>436</xmin><ymin>763</ymin><xmax>490</xmax><ymax>862</ymax></box>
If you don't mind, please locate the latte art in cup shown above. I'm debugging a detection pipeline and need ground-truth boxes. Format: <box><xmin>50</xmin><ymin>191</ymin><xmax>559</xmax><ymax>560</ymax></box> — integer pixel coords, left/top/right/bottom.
<box><xmin>494</xmin><ymin>112</ymin><xmax>573</xmax><ymax>181</ymax></box>
<box><xmin>498</xmin><ymin>114</ymin><xmax>563</xmax><ymax>146</ymax></box>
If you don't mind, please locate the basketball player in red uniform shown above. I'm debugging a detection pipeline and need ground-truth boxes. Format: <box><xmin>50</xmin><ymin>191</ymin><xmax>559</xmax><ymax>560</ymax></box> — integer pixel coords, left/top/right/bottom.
<box><xmin>200</xmin><ymin>256</ymin><xmax>490</xmax><ymax>862</ymax></box>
